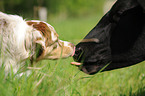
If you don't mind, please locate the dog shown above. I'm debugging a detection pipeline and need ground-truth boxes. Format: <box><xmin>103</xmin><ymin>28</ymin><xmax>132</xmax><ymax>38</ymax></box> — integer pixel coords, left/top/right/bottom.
<box><xmin>72</xmin><ymin>0</ymin><xmax>145</xmax><ymax>74</ymax></box>
<box><xmin>0</xmin><ymin>12</ymin><xmax>75</xmax><ymax>74</ymax></box>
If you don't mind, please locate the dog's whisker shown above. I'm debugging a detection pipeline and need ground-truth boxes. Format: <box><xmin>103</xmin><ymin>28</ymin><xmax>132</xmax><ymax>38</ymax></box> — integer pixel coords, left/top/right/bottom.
<box><xmin>27</xmin><ymin>67</ymin><xmax>42</xmax><ymax>70</ymax></box>
<box><xmin>34</xmin><ymin>75</ymin><xmax>45</xmax><ymax>89</ymax></box>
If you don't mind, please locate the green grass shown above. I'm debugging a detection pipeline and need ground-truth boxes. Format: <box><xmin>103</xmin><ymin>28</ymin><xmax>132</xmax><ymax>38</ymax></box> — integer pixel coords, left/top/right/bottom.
<box><xmin>1</xmin><ymin>14</ymin><xmax>145</xmax><ymax>96</ymax></box>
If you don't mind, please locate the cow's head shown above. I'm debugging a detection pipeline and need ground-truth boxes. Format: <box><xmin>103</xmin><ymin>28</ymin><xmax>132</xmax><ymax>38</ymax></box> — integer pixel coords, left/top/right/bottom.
<box><xmin>72</xmin><ymin>4</ymin><xmax>145</xmax><ymax>74</ymax></box>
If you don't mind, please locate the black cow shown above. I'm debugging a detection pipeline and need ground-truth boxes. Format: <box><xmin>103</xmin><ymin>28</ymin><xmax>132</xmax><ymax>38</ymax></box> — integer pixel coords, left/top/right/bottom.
<box><xmin>73</xmin><ymin>0</ymin><xmax>145</xmax><ymax>74</ymax></box>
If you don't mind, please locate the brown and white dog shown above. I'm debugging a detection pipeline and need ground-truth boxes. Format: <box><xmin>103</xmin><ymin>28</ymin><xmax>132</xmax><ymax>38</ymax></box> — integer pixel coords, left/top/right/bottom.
<box><xmin>0</xmin><ymin>12</ymin><xmax>75</xmax><ymax>74</ymax></box>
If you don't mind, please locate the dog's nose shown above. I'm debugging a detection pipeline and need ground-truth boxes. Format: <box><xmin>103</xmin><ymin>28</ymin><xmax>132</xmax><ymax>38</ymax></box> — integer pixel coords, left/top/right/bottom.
<box><xmin>69</xmin><ymin>43</ymin><xmax>75</xmax><ymax>56</ymax></box>
<box><xmin>73</xmin><ymin>47</ymin><xmax>83</xmax><ymax>61</ymax></box>
<box><xmin>69</xmin><ymin>43</ymin><xmax>75</xmax><ymax>48</ymax></box>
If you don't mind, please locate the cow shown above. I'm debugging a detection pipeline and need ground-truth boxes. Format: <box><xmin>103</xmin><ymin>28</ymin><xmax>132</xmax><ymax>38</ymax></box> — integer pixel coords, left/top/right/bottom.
<box><xmin>72</xmin><ymin>0</ymin><xmax>145</xmax><ymax>75</ymax></box>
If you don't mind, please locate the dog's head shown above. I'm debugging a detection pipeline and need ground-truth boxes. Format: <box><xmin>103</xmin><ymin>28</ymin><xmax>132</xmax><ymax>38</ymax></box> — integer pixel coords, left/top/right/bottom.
<box><xmin>26</xmin><ymin>20</ymin><xmax>75</xmax><ymax>61</ymax></box>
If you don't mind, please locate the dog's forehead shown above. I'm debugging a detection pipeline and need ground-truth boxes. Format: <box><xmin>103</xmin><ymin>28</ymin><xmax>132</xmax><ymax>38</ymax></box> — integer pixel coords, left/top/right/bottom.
<box><xmin>27</xmin><ymin>20</ymin><xmax>58</xmax><ymax>46</ymax></box>
<box><xmin>27</xmin><ymin>20</ymin><xmax>58</xmax><ymax>37</ymax></box>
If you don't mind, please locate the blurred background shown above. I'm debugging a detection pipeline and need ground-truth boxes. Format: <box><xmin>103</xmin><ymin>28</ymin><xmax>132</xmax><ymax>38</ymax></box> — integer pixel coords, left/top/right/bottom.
<box><xmin>1</xmin><ymin>0</ymin><xmax>98</xmax><ymax>19</ymax></box>
<box><xmin>0</xmin><ymin>0</ymin><xmax>116</xmax><ymax>21</ymax></box>
<box><xmin>0</xmin><ymin>0</ymin><xmax>117</xmax><ymax>42</ymax></box>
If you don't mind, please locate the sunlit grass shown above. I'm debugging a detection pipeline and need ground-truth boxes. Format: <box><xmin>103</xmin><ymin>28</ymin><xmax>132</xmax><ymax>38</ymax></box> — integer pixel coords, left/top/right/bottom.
<box><xmin>0</xmin><ymin>14</ymin><xmax>145</xmax><ymax>96</ymax></box>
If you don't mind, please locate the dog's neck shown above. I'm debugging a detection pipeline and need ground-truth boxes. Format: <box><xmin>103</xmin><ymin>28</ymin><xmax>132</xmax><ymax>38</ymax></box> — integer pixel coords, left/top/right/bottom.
<box><xmin>24</xmin><ymin>26</ymin><xmax>44</xmax><ymax>65</ymax></box>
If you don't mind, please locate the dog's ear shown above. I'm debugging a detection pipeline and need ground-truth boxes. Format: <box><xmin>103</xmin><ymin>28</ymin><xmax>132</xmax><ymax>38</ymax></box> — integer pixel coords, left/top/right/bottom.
<box><xmin>35</xmin><ymin>43</ymin><xmax>43</xmax><ymax>59</ymax></box>
<box><xmin>27</xmin><ymin>21</ymin><xmax>58</xmax><ymax>47</ymax></box>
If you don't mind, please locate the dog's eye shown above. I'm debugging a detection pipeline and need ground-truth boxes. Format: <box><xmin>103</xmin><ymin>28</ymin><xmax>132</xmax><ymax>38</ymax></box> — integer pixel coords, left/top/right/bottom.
<box><xmin>53</xmin><ymin>44</ymin><xmax>58</xmax><ymax>49</ymax></box>
<box><xmin>52</xmin><ymin>42</ymin><xmax>60</xmax><ymax>50</ymax></box>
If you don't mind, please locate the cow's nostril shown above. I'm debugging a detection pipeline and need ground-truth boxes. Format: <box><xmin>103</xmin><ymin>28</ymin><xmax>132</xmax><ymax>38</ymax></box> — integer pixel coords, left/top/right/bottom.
<box><xmin>75</xmin><ymin>47</ymin><xmax>83</xmax><ymax>55</ymax></box>
<box><xmin>73</xmin><ymin>47</ymin><xmax>83</xmax><ymax>61</ymax></box>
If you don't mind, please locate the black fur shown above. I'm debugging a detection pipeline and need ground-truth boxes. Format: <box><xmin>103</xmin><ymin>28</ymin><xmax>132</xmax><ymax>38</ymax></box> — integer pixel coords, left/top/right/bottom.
<box><xmin>73</xmin><ymin>0</ymin><xmax>145</xmax><ymax>74</ymax></box>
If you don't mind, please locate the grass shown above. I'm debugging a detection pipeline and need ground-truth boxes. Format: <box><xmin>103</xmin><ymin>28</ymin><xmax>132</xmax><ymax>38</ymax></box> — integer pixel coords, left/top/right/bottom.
<box><xmin>1</xmin><ymin>14</ymin><xmax>145</xmax><ymax>96</ymax></box>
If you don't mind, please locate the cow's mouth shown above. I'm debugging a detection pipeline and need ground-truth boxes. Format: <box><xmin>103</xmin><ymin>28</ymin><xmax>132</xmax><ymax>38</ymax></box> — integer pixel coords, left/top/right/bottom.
<box><xmin>72</xmin><ymin>39</ymin><xmax>111</xmax><ymax>74</ymax></box>
<box><xmin>71</xmin><ymin>61</ymin><xmax>109</xmax><ymax>75</ymax></box>
<box><xmin>72</xmin><ymin>47</ymin><xmax>105</xmax><ymax>74</ymax></box>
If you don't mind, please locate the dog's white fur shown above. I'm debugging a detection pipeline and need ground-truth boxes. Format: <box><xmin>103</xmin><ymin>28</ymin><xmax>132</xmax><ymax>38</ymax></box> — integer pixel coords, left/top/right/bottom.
<box><xmin>0</xmin><ymin>12</ymin><xmax>74</xmax><ymax>75</ymax></box>
<box><xmin>0</xmin><ymin>12</ymin><xmax>32</xmax><ymax>73</ymax></box>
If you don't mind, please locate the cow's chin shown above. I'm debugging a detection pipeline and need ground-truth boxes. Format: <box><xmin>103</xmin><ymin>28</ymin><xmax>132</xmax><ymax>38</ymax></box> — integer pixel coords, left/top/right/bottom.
<box><xmin>79</xmin><ymin>62</ymin><xmax>107</xmax><ymax>75</ymax></box>
<box><xmin>71</xmin><ymin>61</ymin><xmax>109</xmax><ymax>75</ymax></box>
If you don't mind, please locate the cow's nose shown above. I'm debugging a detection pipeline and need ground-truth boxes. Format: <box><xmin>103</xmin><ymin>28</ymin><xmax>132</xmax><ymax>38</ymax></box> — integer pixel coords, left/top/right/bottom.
<box><xmin>73</xmin><ymin>47</ymin><xmax>83</xmax><ymax>61</ymax></box>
